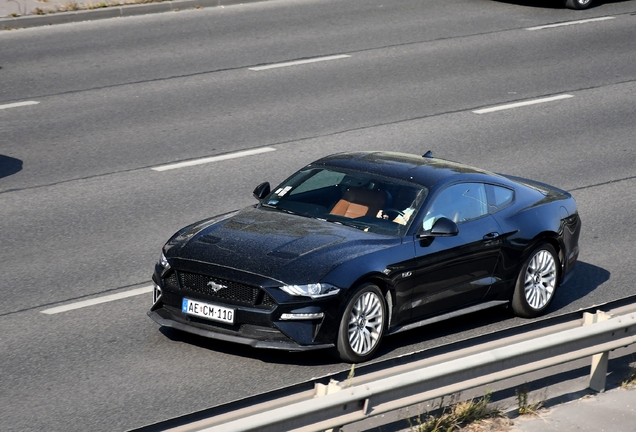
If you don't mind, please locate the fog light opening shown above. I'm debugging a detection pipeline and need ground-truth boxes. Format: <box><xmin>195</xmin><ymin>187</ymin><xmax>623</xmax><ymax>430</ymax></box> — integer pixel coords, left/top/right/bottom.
<box><xmin>152</xmin><ymin>284</ymin><xmax>162</xmax><ymax>305</ymax></box>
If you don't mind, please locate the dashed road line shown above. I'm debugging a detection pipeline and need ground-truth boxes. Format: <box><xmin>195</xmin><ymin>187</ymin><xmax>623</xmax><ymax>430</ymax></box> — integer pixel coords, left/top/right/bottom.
<box><xmin>151</xmin><ymin>147</ymin><xmax>276</xmax><ymax>172</ymax></box>
<box><xmin>249</xmin><ymin>55</ymin><xmax>351</xmax><ymax>71</ymax></box>
<box><xmin>41</xmin><ymin>286</ymin><xmax>153</xmax><ymax>315</ymax></box>
<box><xmin>473</xmin><ymin>94</ymin><xmax>574</xmax><ymax>114</ymax></box>
<box><xmin>0</xmin><ymin>101</ymin><xmax>39</xmax><ymax>110</ymax></box>
<box><xmin>526</xmin><ymin>16</ymin><xmax>615</xmax><ymax>31</ymax></box>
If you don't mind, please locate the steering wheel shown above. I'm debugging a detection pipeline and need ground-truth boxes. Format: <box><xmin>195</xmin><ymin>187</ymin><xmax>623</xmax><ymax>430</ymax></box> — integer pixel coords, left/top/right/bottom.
<box><xmin>381</xmin><ymin>208</ymin><xmax>406</xmax><ymax>219</ymax></box>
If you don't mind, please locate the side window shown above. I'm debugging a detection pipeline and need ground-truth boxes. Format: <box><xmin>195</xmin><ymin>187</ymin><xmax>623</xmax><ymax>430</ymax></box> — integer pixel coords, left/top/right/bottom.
<box><xmin>423</xmin><ymin>183</ymin><xmax>488</xmax><ymax>230</ymax></box>
<box><xmin>486</xmin><ymin>184</ymin><xmax>514</xmax><ymax>213</ymax></box>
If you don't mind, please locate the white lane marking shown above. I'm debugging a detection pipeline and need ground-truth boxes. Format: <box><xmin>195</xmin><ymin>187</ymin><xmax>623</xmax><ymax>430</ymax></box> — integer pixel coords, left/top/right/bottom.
<box><xmin>41</xmin><ymin>286</ymin><xmax>153</xmax><ymax>315</ymax></box>
<box><xmin>0</xmin><ymin>101</ymin><xmax>40</xmax><ymax>110</ymax></box>
<box><xmin>526</xmin><ymin>16</ymin><xmax>615</xmax><ymax>31</ymax></box>
<box><xmin>151</xmin><ymin>147</ymin><xmax>276</xmax><ymax>172</ymax></box>
<box><xmin>473</xmin><ymin>94</ymin><xmax>574</xmax><ymax>114</ymax></box>
<box><xmin>249</xmin><ymin>55</ymin><xmax>351</xmax><ymax>71</ymax></box>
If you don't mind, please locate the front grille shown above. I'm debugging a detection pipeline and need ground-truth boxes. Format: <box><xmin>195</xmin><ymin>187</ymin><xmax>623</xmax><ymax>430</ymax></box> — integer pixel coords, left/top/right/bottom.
<box><xmin>176</xmin><ymin>271</ymin><xmax>276</xmax><ymax>309</ymax></box>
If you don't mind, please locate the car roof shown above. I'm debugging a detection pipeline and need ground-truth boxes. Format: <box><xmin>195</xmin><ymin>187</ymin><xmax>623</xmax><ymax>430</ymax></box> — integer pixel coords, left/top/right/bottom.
<box><xmin>309</xmin><ymin>151</ymin><xmax>507</xmax><ymax>190</ymax></box>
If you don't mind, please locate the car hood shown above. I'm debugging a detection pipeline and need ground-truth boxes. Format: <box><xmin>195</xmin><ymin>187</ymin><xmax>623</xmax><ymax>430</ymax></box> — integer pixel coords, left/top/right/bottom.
<box><xmin>165</xmin><ymin>206</ymin><xmax>400</xmax><ymax>284</ymax></box>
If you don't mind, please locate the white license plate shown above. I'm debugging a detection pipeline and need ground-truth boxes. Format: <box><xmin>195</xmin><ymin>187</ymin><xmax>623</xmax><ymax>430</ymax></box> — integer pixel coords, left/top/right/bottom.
<box><xmin>182</xmin><ymin>298</ymin><xmax>235</xmax><ymax>324</ymax></box>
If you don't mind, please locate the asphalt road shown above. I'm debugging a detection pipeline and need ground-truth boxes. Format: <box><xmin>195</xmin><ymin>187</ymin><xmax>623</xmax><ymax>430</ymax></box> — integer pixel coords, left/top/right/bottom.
<box><xmin>1</xmin><ymin>0</ymin><xmax>636</xmax><ymax>430</ymax></box>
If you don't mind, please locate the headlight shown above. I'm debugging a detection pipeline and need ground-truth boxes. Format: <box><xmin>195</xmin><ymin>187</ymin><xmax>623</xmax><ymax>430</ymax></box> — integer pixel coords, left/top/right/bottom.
<box><xmin>159</xmin><ymin>252</ymin><xmax>170</xmax><ymax>270</ymax></box>
<box><xmin>280</xmin><ymin>283</ymin><xmax>340</xmax><ymax>299</ymax></box>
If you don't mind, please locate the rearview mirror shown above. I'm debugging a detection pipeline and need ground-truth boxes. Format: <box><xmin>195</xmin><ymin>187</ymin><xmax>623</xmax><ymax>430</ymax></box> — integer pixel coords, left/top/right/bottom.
<box><xmin>253</xmin><ymin>182</ymin><xmax>270</xmax><ymax>200</ymax></box>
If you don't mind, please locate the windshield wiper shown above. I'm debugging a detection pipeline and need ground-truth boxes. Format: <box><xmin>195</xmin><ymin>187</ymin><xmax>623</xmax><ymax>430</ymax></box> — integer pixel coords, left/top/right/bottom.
<box><xmin>262</xmin><ymin>204</ymin><xmax>309</xmax><ymax>218</ymax></box>
<box><xmin>324</xmin><ymin>217</ymin><xmax>370</xmax><ymax>232</ymax></box>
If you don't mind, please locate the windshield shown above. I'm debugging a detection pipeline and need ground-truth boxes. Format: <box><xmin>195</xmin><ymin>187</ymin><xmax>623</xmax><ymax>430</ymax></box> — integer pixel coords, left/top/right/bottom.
<box><xmin>261</xmin><ymin>167</ymin><xmax>428</xmax><ymax>236</ymax></box>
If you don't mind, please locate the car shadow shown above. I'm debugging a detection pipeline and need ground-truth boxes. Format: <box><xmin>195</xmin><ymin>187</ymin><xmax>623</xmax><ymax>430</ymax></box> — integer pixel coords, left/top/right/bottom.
<box><xmin>159</xmin><ymin>260</ymin><xmax>609</xmax><ymax>366</ymax></box>
<box><xmin>492</xmin><ymin>0</ymin><xmax>630</xmax><ymax>8</ymax></box>
<box><xmin>491</xmin><ymin>0</ymin><xmax>564</xmax><ymax>9</ymax></box>
<box><xmin>550</xmin><ymin>260</ymin><xmax>610</xmax><ymax>311</ymax></box>
<box><xmin>0</xmin><ymin>154</ymin><xmax>23</xmax><ymax>179</ymax></box>
<box><xmin>158</xmin><ymin>327</ymin><xmax>344</xmax><ymax>366</ymax></box>
<box><xmin>377</xmin><ymin>260</ymin><xmax>609</xmax><ymax>359</ymax></box>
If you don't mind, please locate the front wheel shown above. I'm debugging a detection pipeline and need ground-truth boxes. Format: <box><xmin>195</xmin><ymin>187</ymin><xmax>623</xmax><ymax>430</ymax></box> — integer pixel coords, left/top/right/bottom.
<box><xmin>336</xmin><ymin>283</ymin><xmax>386</xmax><ymax>363</ymax></box>
<box><xmin>564</xmin><ymin>0</ymin><xmax>593</xmax><ymax>9</ymax></box>
<box><xmin>512</xmin><ymin>243</ymin><xmax>559</xmax><ymax>318</ymax></box>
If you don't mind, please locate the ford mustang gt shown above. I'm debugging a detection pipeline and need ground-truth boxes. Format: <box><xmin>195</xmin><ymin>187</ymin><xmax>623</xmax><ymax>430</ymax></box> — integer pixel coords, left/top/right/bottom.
<box><xmin>148</xmin><ymin>151</ymin><xmax>581</xmax><ymax>363</ymax></box>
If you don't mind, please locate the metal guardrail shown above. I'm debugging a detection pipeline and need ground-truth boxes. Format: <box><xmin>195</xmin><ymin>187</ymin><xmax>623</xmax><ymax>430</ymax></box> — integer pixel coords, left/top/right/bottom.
<box><xmin>176</xmin><ymin>313</ymin><xmax>636</xmax><ymax>432</ymax></box>
<box><xmin>164</xmin><ymin>307</ymin><xmax>636</xmax><ymax>432</ymax></box>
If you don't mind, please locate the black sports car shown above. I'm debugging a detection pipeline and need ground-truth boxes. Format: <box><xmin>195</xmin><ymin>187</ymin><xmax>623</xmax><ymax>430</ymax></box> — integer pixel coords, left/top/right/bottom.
<box><xmin>148</xmin><ymin>151</ymin><xmax>581</xmax><ymax>363</ymax></box>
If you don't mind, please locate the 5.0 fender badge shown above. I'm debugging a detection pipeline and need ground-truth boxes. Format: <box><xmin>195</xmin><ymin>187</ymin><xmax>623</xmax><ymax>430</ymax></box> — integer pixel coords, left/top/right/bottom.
<box><xmin>207</xmin><ymin>281</ymin><xmax>228</xmax><ymax>292</ymax></box>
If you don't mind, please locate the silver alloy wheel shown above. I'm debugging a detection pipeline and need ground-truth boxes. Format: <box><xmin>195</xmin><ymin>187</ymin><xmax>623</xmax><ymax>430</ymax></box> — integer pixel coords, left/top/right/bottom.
<box><xmin>347</xmin><ymin>291</ymin><xmax>384</xmax><ymax>356</ymax></box>
<box><xmin>523</xmin><ymin>249</ymin><xmax>557</xmax><ymax>310</ymax></box>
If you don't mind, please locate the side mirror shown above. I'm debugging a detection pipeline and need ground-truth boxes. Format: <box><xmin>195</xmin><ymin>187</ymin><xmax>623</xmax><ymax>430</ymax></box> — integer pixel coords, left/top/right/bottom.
<box><xmin>253</xmin><ymin>182</ymin><xmax>270</xmax><ymax>200</ymax></box>
<box><xmin>419</xmin><ymin>217</ymin><xmax>459</xmax><ymax>238</ymax></box>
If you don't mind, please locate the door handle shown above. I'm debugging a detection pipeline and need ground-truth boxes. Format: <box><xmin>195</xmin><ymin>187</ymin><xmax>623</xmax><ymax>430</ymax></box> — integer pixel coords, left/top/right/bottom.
<box><xmin>483</xmin><ymin>232</ymin><xmax>500</xmax><ymax>240</ymax></box>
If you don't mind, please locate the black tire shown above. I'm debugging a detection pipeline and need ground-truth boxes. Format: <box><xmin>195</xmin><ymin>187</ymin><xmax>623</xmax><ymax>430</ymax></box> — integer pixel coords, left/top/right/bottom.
<box><xmin>512</xmin><ymin>243</ymin><xmax>559</xmax><ymax>318</ymax></box>
<box><xmin>564</xmin><ymin>0</ymin><xmax>593</xmax><ymax>9</ymax></box>
<box><xmin>336</xmin><ymin>283</ymin><xmax>386</xmax><ymax>363</ymax></box>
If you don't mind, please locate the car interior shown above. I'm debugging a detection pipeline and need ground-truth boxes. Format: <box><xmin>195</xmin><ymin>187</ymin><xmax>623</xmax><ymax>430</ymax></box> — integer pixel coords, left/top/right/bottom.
<box><xmin>329</xmin><ymin>187</ymin><xmax>387</xmax><ymax>219</ymax></box>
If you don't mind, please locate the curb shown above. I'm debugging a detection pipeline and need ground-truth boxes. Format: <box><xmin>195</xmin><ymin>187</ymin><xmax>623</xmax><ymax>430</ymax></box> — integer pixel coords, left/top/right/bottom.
<box><xmin>1</xmin><ymin>0</ymin><xmax>266</xmax><ymax>30</ymax></box>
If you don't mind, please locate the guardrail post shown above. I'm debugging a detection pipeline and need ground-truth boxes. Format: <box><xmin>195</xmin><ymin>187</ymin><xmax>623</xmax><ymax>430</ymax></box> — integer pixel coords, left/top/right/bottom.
<box><xmin>315</xmin><ymin>379</ymin><xmax>342</xmax><ymax>397</ymax></box>
<box><xmin>315</xmin><ymin>379</ymin><xmax>343</xmax><ymax>432</ymax></box>
<box><xmin>583</xmin><ymin>310</ymin><xmax>611</xmax><ymax>392</ymax></box>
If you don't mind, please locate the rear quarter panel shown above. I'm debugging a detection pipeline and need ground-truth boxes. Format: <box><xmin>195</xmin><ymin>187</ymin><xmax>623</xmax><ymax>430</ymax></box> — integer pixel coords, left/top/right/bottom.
<box><xmin>490</xmin><ymin>178</ymin><xmax>580</xmax><ymax>297</ymax></box>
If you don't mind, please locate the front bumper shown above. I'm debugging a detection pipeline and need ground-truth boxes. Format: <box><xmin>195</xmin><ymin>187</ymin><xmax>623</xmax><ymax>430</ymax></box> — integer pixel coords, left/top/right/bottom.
<box><xmin>147</xmin><ymin>307</ymin><xmax>333</xmax><ymax>351</ymax></box>
<box><xmin>148</xmin><ymin>263</ymin><xmax>341</xmax><ymax>351</ymax></box>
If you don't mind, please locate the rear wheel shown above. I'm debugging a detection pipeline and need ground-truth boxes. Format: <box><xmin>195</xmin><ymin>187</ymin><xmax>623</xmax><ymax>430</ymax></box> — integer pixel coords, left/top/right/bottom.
<box><xmin>564</xmin><ymin>0</ymin><xmax>593</xmax><ymax>10</ymax></box>
<box><xmin>512</xmin><ymin>243</ymin><xmax>559</xmax><ymax>318</ymax></box>
<box><xmin>336</xmin><ymin>283</ymin><xmax>386</xmax><ymax>363</ymax></box>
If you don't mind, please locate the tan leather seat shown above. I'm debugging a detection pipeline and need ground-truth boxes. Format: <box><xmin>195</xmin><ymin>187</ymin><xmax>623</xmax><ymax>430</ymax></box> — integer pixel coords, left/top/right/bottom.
<box><xmin>330</xmin><ymin>187</ymin><xmax>386</xmax><ymax>219</ymax></box>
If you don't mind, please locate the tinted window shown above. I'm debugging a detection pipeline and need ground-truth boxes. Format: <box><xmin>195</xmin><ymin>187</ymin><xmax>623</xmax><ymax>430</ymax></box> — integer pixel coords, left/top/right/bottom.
<box><xmin>263</xmin><ymin>167</ymin><xmax>427</xmax><ymax>236</ymax></box>
<box><xmin>423</xmin><ymin>183</ymin><xmax>488</xmax><ymax>230</ymax></box>
<box><xmin>290</xmin><ymin>169</ymin><xmax>346</xmax><ymax>195</ymax></box>
<box><xmin>486</xmin><ymin>184</ymin><xmax>514</xmax><ymax>213</ymax></box>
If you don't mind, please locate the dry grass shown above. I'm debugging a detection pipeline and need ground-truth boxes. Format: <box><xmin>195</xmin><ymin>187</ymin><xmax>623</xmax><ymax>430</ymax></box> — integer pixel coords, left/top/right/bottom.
<box><xmin>409</xmin><ymin>393</ymin><xmax>505</xmax><ymax>432</ymax></box>
<box><xmin>87</xmin><ymin>1</ymin><xmax>116</xmax><ymax>9</ymax></box>
<box><xmin>57</xmin><ymin>1</ymin><xmax>81</xmax><ymax>11</ymax></box>
<box><xmin>621</xmin><ymin>362</ymin><xmax>636</xmax><ymax>389</ymax></box>
<box><xmin>515</xmin><ymin>386</ymin><xmax>544</xmax><ymax>416</ymax></box>
<box><xmin>458</xmin><ymin>416</ymin><xmax>513</xmax><ymax>432</ymax></box>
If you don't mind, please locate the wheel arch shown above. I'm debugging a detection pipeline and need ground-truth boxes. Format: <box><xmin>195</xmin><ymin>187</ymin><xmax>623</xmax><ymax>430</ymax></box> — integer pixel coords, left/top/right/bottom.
<box><xmin>345</xmin><ymin>272</ymin><xmax>395</xmax><ymax>329</ymax></box>
<box><xmin>524</xmin><ymin>233</ymin><xmax>565</xmax><ymax>285</ymax></box>
<box><xmin>511</xmin><ymin>239</ymin><xmax>560</xmax><ymax>318</ymax></box>
<box><xmin>334</xmin><ymin>277</ymin><xmax>389</xmax><ymax>363</ymax></box>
